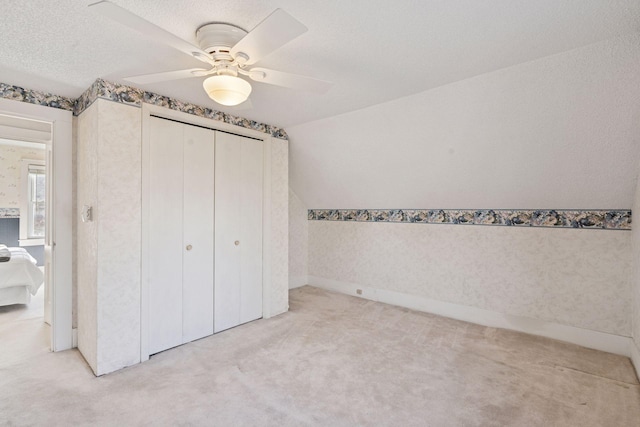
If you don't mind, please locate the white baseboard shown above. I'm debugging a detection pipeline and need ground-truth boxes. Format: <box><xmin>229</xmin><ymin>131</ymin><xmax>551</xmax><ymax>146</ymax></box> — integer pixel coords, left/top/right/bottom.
<box><xmin>289</xmin><ymin>275</ymin><xmax>308</xmax><ymax>289</ymax></box>
<box><xmin>307</xmin><ymin>275</ymin><xmax>632</xmax><ymax>357</ymax></box>
<box><xmin>630</xmin><ymin>340</ymin><xmax>640</xmax><ymax>379</ymax></box>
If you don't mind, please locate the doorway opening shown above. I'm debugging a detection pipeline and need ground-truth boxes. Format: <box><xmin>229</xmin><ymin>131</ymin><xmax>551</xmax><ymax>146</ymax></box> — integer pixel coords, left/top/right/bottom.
<box><xmin>0</xmin><ymin>99</ymin><xmax>73</xmax><ymax>357</ymax></box>
<box><xmin>0</xmin><ymin>137</ymin><xmax>49</xmax><ymax>364</ymax></box>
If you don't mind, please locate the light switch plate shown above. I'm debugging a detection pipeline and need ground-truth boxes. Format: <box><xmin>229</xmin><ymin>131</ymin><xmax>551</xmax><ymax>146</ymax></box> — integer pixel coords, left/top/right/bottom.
<box><xmin>81</xmin><ymin>205</ymin><xmax>93</xmax><ymax>223</ymax></box>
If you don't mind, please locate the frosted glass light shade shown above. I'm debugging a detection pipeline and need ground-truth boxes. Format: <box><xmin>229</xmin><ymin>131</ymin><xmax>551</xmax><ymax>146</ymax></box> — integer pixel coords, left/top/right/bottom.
<box><xmin>202</xmin><ymin>75</ymin><xmax>252</xmax><ymax>106</ymax></box>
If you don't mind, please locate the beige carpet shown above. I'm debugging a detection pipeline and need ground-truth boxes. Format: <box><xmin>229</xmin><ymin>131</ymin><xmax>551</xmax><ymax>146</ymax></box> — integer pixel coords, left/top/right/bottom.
<box><xmin>1</xmin><ymin>286</ymin><xmax>639</xmax><ymax>426</ymax></box>
<box><xmin>0</xmin><ymin>285</ymin><xmax>49</xmax><ymax>367</ymax></box>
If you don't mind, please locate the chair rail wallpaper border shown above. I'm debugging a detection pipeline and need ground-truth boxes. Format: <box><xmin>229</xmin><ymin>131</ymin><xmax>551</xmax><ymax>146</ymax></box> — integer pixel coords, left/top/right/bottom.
<box><xmin>307</xmin><ymin>209</ymin><xmax>632</xmax><ymax>230</ymax></box>
<box><xmin>0</xmin><ymin>80</ymin><xmax>288</xmax><ymax>140</ymax></box>
<box><xmin>0</xmin><ymin>207</ymin><xmax>19</xmax><ymax>219</ymax></box>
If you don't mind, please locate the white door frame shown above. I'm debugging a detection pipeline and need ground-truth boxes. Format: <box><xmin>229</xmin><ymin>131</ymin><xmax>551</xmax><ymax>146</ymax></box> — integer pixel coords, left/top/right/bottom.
<box><xmin>0</xmin><ymin>98</ymin><xmax>73</xmax><ymax>352</ymax></box>
<box><xmin>140</xmin><ymin>103</ymin><xmax>273</xmax><ymax>361</ymax></box>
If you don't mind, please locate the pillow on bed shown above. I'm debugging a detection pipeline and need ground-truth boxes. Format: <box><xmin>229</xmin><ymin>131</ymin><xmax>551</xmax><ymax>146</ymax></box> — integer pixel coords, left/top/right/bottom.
<box><xmin>0</xmin><ymin>247</ymin><xmax>10</xmax><ymax>262</ymax></box>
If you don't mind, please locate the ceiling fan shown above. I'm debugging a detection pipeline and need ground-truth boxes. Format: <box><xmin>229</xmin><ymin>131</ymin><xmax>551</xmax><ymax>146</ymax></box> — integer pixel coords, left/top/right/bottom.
<box><xmin>89</xmin><ymin>1</ymin><xmax>332</xmax><ymax>106</ymax></box>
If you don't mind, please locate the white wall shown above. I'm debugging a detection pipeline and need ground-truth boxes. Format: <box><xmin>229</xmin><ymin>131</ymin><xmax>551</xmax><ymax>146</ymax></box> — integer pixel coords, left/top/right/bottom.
<box><xmin>309</xmin><ymin>222</ymin><xmax>631</xmax><ymax>338</ymax></box>
<box><xmin>76</xmin><ymin>99</ymin><xmax>142</xmax><ymax>375</ymax></box>
<box><xmin>288</xmin><ymin>33</ymin><xmax>639</xmax><ymax>356</ymax></box>
<box><xmin>631</xmin><ymin>171</ymin><xmax>640</xmax><ymax>371</ymax></box>
<box><xmin>268</xmin><ymin>138</ymin><xmax>290</xmax><ymax>315</ymax></box>
<box><xmin>71</xmin><ymin>117</ymin><xmax>77</xmax><ymax>329</ymax></box>
<box><xmin>288</xmin><ymin>188</ymin><xmax>308</xmax><ymax>289</ymax></box>
<box><xmin>288</xmin><ymin>34</ymin><xmax>640</xmax><ymax>210</ymax></box>
<box><xmin>76</xmin><ymin>101</ymin><xmax>98</xmax><ymax>372</ymax></box>
<box><xmin>96</xmin><ymin>100</ymin><xmax>143</xmax><ymax>374</ymax></box>
<box><xmin>0</xmin><ymin>144</ymin><xmax>45</xmax><ymax>208</ymax></box>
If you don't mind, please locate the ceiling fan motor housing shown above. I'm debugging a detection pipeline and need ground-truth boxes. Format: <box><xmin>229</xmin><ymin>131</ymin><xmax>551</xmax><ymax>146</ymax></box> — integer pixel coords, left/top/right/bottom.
<box><xmin>196</xmin><ymin>23</ymin><xmax>247</xmax><ymax>59</ymax></box>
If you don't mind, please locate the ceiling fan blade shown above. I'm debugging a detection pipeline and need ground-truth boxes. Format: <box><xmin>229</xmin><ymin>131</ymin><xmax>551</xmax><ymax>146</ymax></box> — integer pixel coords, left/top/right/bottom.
<box><xmin>248</xmin><ymin>68</ymin><xmax>332</xmax><ymax>94</ymax></box>
<box><xmin>231</xmin><ymin>9</ymin><xmax>307</xmax><ymax>65</ymax></box>
<box><xmin>123</xmin><ymin>68</ymin><xmax>210</xmax><ymax>85</ymax></box>
<box><xmin>89</xmin><ymin>1</ymin><xmax>213</xmax><ymax>64</ymax></box>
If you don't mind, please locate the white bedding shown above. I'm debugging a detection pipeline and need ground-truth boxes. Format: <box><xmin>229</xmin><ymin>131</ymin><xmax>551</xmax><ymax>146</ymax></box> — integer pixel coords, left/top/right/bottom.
<box><xmin>0</xmin><ymin>247</ymin><xmax>44</xmax><ymax>295</ymax></box>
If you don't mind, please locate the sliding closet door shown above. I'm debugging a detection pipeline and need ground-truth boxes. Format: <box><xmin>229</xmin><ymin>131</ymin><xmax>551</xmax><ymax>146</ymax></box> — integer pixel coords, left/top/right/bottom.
<box><xmin>148</xmin><ymin>117</ymin><xmax>184</xmax><ymax>355</ymax></box>
<box><xmin>182</xmin><ymin>125</ymin><xmax>215</xmax><ymax>343</ymax></box>
<box><xmin>214</xmin><ymin>132</ymin><xmax>263</xmax><ymax>332</ymax></box>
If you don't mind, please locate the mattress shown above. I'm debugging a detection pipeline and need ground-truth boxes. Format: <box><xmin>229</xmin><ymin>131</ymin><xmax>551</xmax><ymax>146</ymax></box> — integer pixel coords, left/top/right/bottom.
<box><xmin>0</xmin><ymin>247</ymin><xmax>44</xmax><ymax>295</ymax></box>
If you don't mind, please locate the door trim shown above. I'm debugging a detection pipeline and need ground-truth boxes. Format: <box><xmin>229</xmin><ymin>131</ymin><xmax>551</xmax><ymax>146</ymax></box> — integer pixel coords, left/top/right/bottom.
<box><xmin>0</xmin><ymin>98</ymin><xmax>73</xmax><ymax>352</ymax></box>
<box><xmin>140</xmin><ymin>103</ymin><xmax>274</xmax><ymax>361</ymax></box>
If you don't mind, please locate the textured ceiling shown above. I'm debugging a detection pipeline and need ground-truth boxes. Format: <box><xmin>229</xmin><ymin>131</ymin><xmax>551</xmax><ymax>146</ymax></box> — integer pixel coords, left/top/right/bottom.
<box><xmin>3</xmin><ymin>1</ymin><xmax>640</xmax><ymax>209</ymax></box>
<box><xmin>288</xmin><ymin>34</ymin><xmax>640</xmax><ymax>209</ymax></box>
<box><xmin>1</xmin><ymin>0</ymin><xmax>639</xmax><ymax>128</ymax></box>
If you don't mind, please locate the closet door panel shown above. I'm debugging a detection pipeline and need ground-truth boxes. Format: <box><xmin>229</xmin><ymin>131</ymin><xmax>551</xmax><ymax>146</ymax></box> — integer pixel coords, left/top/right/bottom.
<box><xmin>148</xmin><ymin>117</ymin><xmax>184</xmax><ymax>355</ymax></box>
<box><xmin>182</xmin><ymin>125</ymin><xmax>215</xmax><ymax>343</ymax></box>
<box><xmin>239</xmin><ymin>138</ymin><xmax>263</xmax><ymax>324</ymax></box>
<box><xmin>214</xmin><ymin>133</ymin><xmax>242</xmax><ymax>332</ymax></box>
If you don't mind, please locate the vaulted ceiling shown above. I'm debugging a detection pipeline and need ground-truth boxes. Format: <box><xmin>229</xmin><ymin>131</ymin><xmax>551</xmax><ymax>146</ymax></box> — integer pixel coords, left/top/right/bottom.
<box><xmin>1</xmin><ymin>0</ymin><xmax>638</xmax><ymax>128</ymax></box>
<box><xmin>288</xmin><ymin>34</ymin><xmax>640</xmax><ymax>209</ymax></box>
<box><xmin>2</xmin><ymin>1</ymin><xmax>639</xmax><ymax>208</ymax></box>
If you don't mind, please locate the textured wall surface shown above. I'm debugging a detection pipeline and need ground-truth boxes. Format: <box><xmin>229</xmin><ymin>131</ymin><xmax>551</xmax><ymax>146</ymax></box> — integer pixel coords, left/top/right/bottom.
<box><xmin>632</xmin><ymin>172</ymin><xmax>640</xmax><ymax>355</ymax></box>
<box><xmin>76</xmin><ymin>100</ymin><xmax>142</xmax><ymax>375</ymax></box>
<box><xmin>71</xmin><ymin>116</ymin><xmax>77</xmax><ymax>329</ymax></box>
<box><xmin>0</xmin><ymin>142</ymin><xmax>52</xmax><ymax>265</ymax></box>
<box><xmin>269</xmin><ymin>139</ymin><xmax>289</xmax><ymax>315</ymax></box>
<box><xmin>95</xmin><ymin>100</ymin><xmax>142</xmax><ymax>374</ymax></box>
<box><xmin>289</xmin><ymin>189</ymin><xmax>308</xmax><ymax>288</ymax></box>
<box><xmin>0</xmin><ymin>144</ymin><xmax>45</xmax><ymax>208</ymax></box>
<box><xmin>76</xmin><ymin>101</ymin><xmax>98</xmax><ymax>373</ymax></box>
<box><xmin>0</xmin><ymin>132</ymin><xmax>48</xmax><ymax>267</ymax></box>
<box><xmin>309</xmin><ymin>221</ymin><xmax>631</xmax><ymax>336</ymax></box>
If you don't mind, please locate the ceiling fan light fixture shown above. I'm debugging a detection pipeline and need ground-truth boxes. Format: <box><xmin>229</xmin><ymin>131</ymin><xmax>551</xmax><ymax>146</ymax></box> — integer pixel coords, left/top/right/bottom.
<box><xmin>202</xmin><ymin>75</ymin><xmax>252</xmax><ymax>106</ymax></box>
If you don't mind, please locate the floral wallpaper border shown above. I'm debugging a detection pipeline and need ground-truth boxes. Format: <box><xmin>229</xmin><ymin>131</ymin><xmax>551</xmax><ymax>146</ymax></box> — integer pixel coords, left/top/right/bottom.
<box><xmin>75</xmin><ymin>79</ymin><xmax>288</xmax><ymax>139</ymax></box>
<box><xmin>0</xmin><ymin>207</ymin><xmax>20</xmax><ymax>219</ymax></box>
<box><xmin>0</xmin><ymin>80</ymin><xmax>288</xmax><ymax>140</ymax></box>
<box><xmin>0</xmin><ymin>82</ymin><xmax>75</xmax><ymax>112</ymax></box>
<box><xmin>308</xmin><ymin>209</ymin><xmax>632</xmax><ymax>230</ymax></box>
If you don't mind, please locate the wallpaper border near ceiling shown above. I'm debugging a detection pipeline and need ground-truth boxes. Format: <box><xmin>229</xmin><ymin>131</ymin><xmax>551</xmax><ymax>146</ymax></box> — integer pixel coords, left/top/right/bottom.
<box><xmin>0</xmin><ymin>82</ymin><xmax>75</xmax><ymax>112</ymax></box>
<box><xmin>75</xmin><ymin>79</ymin><xmax>288</xmax><ymax>139</ymax></box>
<box><xmin>308</xmin><ymin>209</ymin><xmax>632</xmax><ymax>230</ymax></box>
<box><xmin>0</xmin><ymin>80</ymin><xmax>288</xmax><ymax>140</ymax></box>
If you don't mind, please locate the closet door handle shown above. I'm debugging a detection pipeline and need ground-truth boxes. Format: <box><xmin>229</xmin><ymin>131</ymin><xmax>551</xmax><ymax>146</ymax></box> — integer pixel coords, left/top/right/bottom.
<box><xmin>186</xmin><ymin>245</ymin><xmax>193</xmax><ymax>251</ymax></box>
<box><xmin>234</xmin><ymin>241</ymin><xmax>240</xmax><ymax>246</ymax></box>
